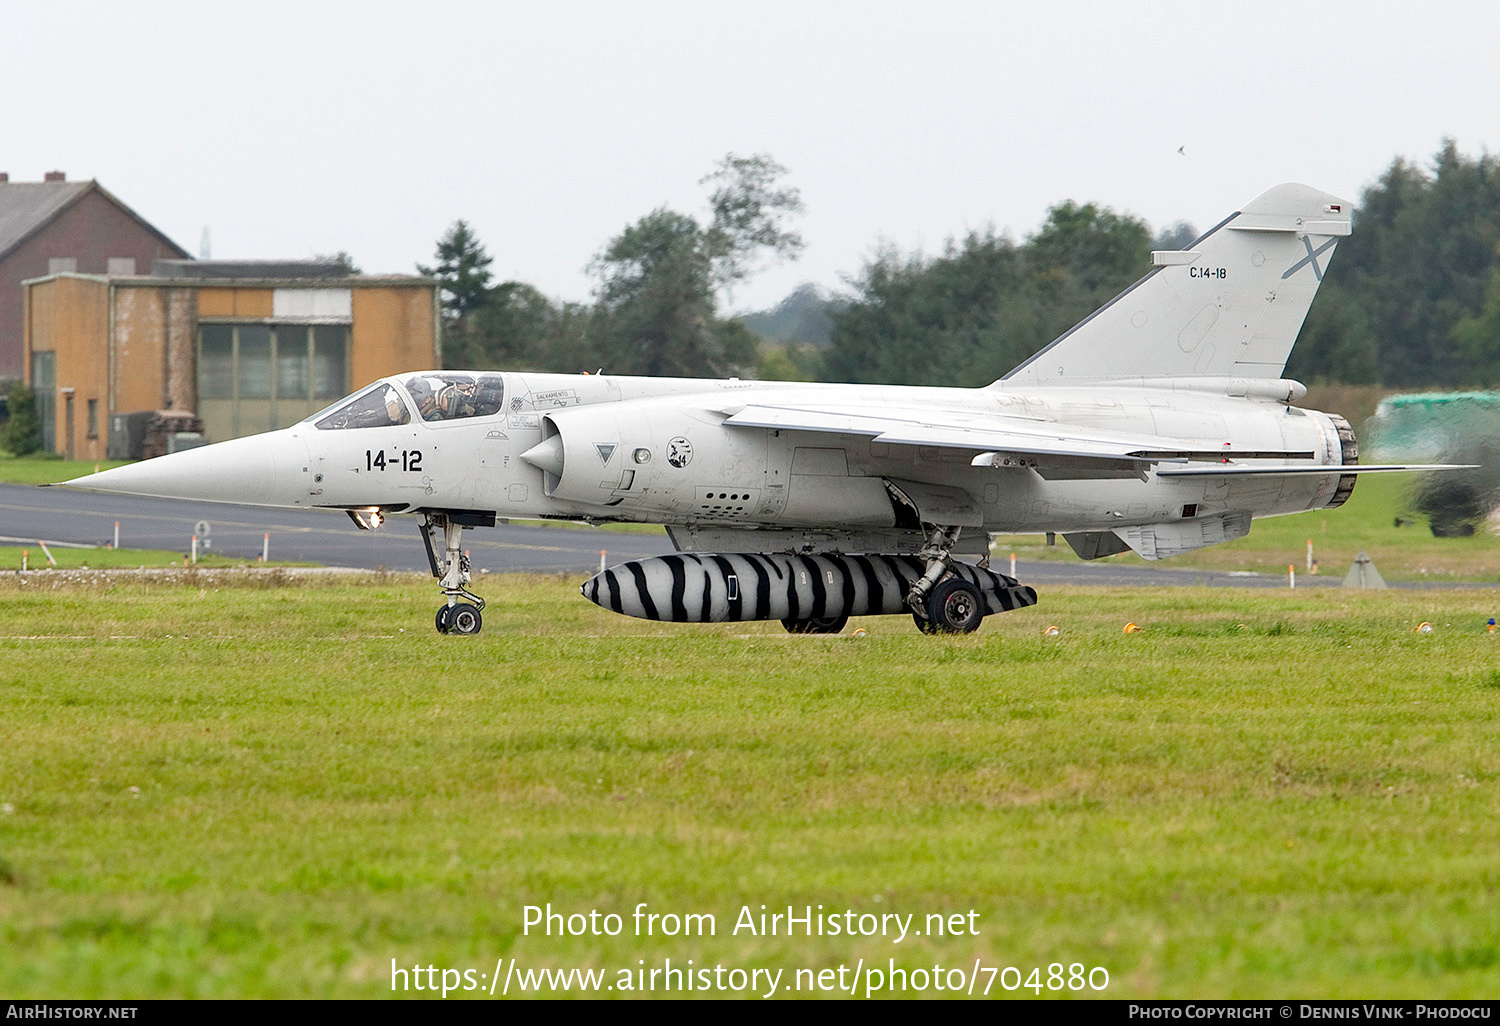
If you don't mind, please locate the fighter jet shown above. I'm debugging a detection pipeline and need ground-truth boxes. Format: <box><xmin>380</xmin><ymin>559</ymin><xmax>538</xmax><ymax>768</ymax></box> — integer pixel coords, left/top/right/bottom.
<box><xmin>62</xmin><ymin>183</ymin><xmax>1457</xmax><ymax>635</ymax></box>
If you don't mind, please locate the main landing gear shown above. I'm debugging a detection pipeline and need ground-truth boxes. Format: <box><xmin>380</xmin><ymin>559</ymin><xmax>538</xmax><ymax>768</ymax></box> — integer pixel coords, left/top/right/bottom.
<box><xmin>907</xmin><ymin>524</ymin><xmax>984</xmax><ymax>635</ymax></box>
<box><xmin>421</xmin><ymin>512</ymin><xmax>489</xmax><ymax>635</ymax></box>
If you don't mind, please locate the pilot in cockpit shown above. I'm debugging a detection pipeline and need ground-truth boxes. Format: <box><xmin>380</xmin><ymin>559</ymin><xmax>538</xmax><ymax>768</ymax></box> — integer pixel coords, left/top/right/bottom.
<box><xmin>409</xmin><ymin>376</ymin><xmax>477</xmax><ymax>421</ymax></box>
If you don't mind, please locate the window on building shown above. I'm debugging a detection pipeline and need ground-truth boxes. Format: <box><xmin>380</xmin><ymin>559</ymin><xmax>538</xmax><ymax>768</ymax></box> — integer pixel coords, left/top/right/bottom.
<box><xmin>275</xmin><ymin>325</ymin><xmax>309</xmax><ymax>398</ymax></box>
<box><xmin>197</xmin><ymin>322</ymin><xmax>350</xmax><ymax>440</ymax></box>
<box><xmin>87</xmin><ymin>399</ymin><xmax>98</xmax><ymax>439</ymax></box>
<box><xmin>312</xmin><ymin>325</ymin><xmax>348</xmax><ymax>398</ymax></box>
<box><xmin>238</xmin><ymin>325</ymin><xmax>272</xmax><ymax>399</ymax></box>
<box><xmin>48</xmin><ymin>257</ymin><xmax>77</xmax><ymax>275</ymax></box>
<box><xmin>200</xmin><ymin>325</ymin><xmax>234</xmax><ymax>400</ymax></box>
<box><xmin>31</xmin><ymin>352</ymin><xmax>56</xmax><ymax>452</ymax></box>
<box><xmin>107</xmin><ymin>258</ymin><xmax>137</xmax><ymax>275</ymax></box>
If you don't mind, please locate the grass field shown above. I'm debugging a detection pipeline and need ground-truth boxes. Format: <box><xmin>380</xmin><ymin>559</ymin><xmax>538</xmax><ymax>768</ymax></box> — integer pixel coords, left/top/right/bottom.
<box><xmin>2</xmin><ymin>571</ymin><xmax>1498</xmax><ymax>999</ymax></box>
<box><xmin>0</xmin><ymin>546</ymin><xmax>315</xmax><ymax>572</ymax></box>
<box><xmin>995</xmin><ymin>472</ymin><xmax>1500</xmax><ymax>581</ymax></box>
<box><xmin>0</xmin><ymin>457</ymin><xmax>131</xmax><ymax>486</ymax></box>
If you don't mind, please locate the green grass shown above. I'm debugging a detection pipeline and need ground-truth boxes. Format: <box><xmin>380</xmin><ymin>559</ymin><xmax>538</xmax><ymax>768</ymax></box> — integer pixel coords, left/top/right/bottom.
<box><xmin>0</xmin><ymin>456</ymin><xmax>131</xmax><ymax>485</ymax></box>
<box><xmin>996</xmin><ymin>473</ymin><xmax>1500</xmax><ymax>581</ymax></box>
<box><xmin>2</xmin><ymin>573</ymin><xmax>1499</xmax><ymax>998</ymax></box>
<box><xmin>0</xmin><ymin>545</ymin><xmax>320</xmax><ymax>571</ymax></box>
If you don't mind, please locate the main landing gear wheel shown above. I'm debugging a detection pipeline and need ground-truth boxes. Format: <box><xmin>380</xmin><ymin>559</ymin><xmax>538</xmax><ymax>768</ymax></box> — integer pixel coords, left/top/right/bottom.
<box><xmin>926</xmin><ymin>578</ymin><xmax>984</xmax><ymax>634</ymax></box>
<box><xmin>781</xmin><ymin>613</ymin><xmax>850</xmax><ymax>635</ymax></box>
<box><xmin>448</xmin><ymin>603</ymin><xmax>483</xmax><ymax>636</ymax></box>
<box><xmin>435</xmin><ymin>606</ymin><xmax>453</xmax><ymax>634</ymax></box>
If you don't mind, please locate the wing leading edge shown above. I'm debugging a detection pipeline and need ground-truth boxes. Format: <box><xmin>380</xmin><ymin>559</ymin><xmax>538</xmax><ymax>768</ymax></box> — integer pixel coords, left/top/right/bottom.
<box><xmin>721</xmin><ymin>403</ymin><xmax>1312</xmax><ymax>465</ymax></box>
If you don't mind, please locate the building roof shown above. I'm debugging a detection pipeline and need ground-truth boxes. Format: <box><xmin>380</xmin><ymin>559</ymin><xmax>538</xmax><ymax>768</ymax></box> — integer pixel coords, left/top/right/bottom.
<box><xmin>0</xmin><ymin>178</ymin><xmax>189</xmax><ymax>263</ymax></box>
<box><xmin>151</xmin><ymin>259</ymin><xmax>349</xmax><ymax>280</ymax></box>
<box><xmin>23</xmin><ymin>270</ymin><xmax>438</xmax><ymax>290</ymax></box>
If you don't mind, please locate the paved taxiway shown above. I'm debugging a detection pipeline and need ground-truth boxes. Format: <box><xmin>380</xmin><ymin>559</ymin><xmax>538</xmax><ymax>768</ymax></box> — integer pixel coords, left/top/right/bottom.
<box><xmin>0</xmin><ymin>482</ymin><xmax>1483</xmax><ymax>589</ymax></box>
<box><xmin>0</xmin><ymin>483</ymin><xmax>673</xmax><ymax>573</ymax></box>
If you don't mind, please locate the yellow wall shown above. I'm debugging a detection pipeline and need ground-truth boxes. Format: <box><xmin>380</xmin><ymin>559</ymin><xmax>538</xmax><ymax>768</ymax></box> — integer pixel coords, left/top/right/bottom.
<box><xmin>198</xmin><ymin>288</ymin><xmax>272</xmax><ymax>318</ymax></box>
<box><xmin>351</xmin><ymin>287</ymin><xmax>437</xmax><ymax>388</ymax></box>
<box><xmin>111</xmin><ymin>286</ymin><xmax>166</xmax><ymax>414</ymax></box>
<box><xmin>111</xmin><ymin>285</ymin><xmax>196</xmax><ymax>414</ymax></box>
<box><xmin>25</xmin><ymin>277</ymin><xmax>110</xmax><ymax>461</ymax></box>
<box><xmin>26</xmin><ymin>280</ymin><xmax>436</xmax><ymax>453</ymax></box>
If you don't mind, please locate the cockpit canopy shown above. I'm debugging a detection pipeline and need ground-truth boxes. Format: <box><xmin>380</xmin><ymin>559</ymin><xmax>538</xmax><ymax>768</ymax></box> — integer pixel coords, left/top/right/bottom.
<box><xmin>312</xmin><ymin>373</ymin><xmax>506</xmax><ymax>430</ymax></box>
<box><xmin>403</xmin><ymin>372</ymin><xmax>506</xmax><ymax>422</ymax></box>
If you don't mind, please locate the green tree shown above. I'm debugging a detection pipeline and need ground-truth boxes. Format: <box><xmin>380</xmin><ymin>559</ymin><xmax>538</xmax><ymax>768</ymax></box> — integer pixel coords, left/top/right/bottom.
<box><xmin>593</xmin><ymin>209</ymin><xmax>722</xmax><ymax>376</ymax></box>
<box><xmin>1153</xmin><ymin>221</ymin><xmax>1199</xmax><ymax>251</ymax></box>
<box><xmin>825</xmin><ymin>201</ymin><xmax>1151</xmax><ymax>386</ymax></box>
<box><xmin>754</xmin><ymin>341</ymin><xmax>826</xmax><ymax>381</ymax></box>
<box><xmin>825</xmin><ymin>231</ymin><xmax>1025</xmax><ymax>386</ymax></box>
<box><xmin>418</xmin><ymin>220</ymin><xmax>495</xmax><ymax>327</ymax></box>
<box><xmin>1300</xmin><ymin>141</ymin><xmax>1500</xmax><ymax>386</ymax></box>
<box><xmin>1</xmin><ymin>384</ymin><xmax>42</xmax><ymax>456</ymax></box>
<box><xmin>1449</xmin><ymin>263</ymin><xmax>1500</xmax><ymax>384</ymax></box>
<box><xmin>1285</xmin><ymin>282</ymin><xmax>1379</xmax><ymax>384</ymax></box>
<box><xmin>741</xmin><ymin>283</ymin><xmax>833</xmax><ymax>347</ymax></box>
<box><xmin>445</xmin><ymin>281</ymin><xmax>557</xmax><ymax>370</ymax></box>
<box><xmin>590</xmin><ymin>154</ymin><xmax>804</xmax><ymax>377</ymax></box>
<box><xmin>313</xmin><ymin>251</ymin><xmax>361</xmax><ymax>274</ymax></box>
<box><xmin>701</xmin><ymin>153</ymin><xmax>805</xmax><ymax>295</ymax></box>
<box><xmin>1027</xmin><ymin>200</ymin><xmax>1152</xmax><ymax>296</ymax></box>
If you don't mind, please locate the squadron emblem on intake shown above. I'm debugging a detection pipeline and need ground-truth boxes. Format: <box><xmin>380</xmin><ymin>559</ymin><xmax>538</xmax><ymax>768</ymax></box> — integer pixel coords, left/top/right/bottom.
<box><xmin>667</xmin><ymin>436</ymin><xmax>693</xmax><ymax>469</ymax></box>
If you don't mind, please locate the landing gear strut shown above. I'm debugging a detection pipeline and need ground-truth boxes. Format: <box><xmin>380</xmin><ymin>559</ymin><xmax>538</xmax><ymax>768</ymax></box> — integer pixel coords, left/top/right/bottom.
<box><xmin>907</xmin><ymin>524</ymin><xmax>984</xmax><ymax>634</ymax></box>
<box><xmin>421</xmin><ymin>512</ymin><xmax>487</xmax><ymax>635</ymax></box>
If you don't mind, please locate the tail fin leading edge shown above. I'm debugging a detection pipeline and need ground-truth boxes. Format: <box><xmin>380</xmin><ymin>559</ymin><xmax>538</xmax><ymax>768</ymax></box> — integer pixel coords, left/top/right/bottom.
<box><xmin>1002</xmin><ymin>183</ymin><xmax>1352</xmax><ymax>385</ymax></box>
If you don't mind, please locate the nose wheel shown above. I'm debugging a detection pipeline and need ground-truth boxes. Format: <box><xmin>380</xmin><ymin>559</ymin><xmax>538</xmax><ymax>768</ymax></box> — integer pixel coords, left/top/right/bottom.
<box><xmin>421</xmin><ymin>513</ymin><xmax>489</xmax><ymax>635</ymax></box>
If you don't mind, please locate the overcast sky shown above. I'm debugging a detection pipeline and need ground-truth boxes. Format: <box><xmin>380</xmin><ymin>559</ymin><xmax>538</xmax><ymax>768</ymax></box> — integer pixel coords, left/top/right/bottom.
<box><xmin>4</xmin><ymin>0</ymin><xmax>1497</xmax><ymax>313</ymax></box>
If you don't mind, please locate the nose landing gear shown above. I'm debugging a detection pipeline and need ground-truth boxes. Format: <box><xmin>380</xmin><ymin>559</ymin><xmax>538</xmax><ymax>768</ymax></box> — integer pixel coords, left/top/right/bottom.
<box><xmin>421</xmin><ymin>512</ymin><xmax>491</xmax><ymax>635</ymax></box>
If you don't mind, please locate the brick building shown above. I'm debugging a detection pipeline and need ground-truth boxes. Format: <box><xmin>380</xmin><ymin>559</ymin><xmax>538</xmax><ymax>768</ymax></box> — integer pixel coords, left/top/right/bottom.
<box><xmin>0</xmin><ymin>172</ymin><xmax>189</xmax><ymax>381</ymax></box>
<box><xmin>25</xmin><ymin>264</ymin><xmax>440</xmax><ymax>459</ymax></box>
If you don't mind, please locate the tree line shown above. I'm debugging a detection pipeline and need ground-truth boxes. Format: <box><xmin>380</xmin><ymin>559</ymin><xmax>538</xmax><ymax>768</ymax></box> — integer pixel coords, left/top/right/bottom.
<box><xmin>424</xmin><ymin>154</ymin><xmax>803</xmax><ymax>381</ymax></box>
<box><xmin>423</xmin><ymin>140</ymin><xmax>1500</xmax><ymax>390</ymax></box>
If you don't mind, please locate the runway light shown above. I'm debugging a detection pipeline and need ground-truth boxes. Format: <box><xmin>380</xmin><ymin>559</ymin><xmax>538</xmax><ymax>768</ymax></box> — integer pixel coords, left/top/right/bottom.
<box><xmin>1488</xmin><ymin>618</ymin><xmax>1495</xmax><ymax>634</ymax></box>
<box><xmin>852</xmin><ymin>627</ymin><xmax>868</xmax><ymax>638</ymax></box>
<box><xmin>1123</xmin><ymin>622</ymin><xmax>1143</xmax><ymax>634</ymax></box>
<box><xmin>1042</xmin><ymin>625</ymin><xmax>1061</xmax><ymax>637</ymax></box>
<box><xmin>1415</xmin><ymin>621</ymin><xmax>1434</xmax><ymax>634</ymax></box>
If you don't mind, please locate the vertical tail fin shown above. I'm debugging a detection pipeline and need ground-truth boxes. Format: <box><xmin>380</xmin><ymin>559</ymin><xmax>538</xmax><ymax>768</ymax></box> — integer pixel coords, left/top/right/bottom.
<box><xmin>1002</xmin><ymin>183</ymin><xmax>1352</xmax><ymax>384</ymax></box>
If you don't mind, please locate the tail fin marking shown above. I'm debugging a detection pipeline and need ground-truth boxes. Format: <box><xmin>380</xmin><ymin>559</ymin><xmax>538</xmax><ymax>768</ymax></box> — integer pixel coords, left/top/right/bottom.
<box><xmin>1001</xmin><ymin>183</ymin><xmax>1352</xmax><ymax>385</ymax></box>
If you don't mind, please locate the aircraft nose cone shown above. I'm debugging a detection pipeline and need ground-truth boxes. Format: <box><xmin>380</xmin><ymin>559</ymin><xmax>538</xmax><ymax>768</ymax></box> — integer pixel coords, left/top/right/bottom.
<box><xmin>60</xmin><ymin>430</ymin><xmax>305</xmax><ymax>505</ymax></box>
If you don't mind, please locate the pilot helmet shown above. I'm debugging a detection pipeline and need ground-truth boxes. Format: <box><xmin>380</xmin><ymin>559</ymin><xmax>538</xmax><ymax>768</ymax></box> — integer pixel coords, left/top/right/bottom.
<box><xmin>406</xmin><ymin>377</ymin><xmax>437</xmax><ymax>415</ymax></box>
